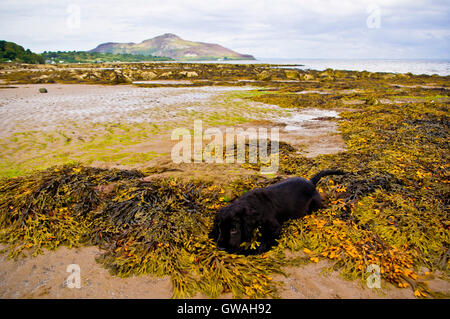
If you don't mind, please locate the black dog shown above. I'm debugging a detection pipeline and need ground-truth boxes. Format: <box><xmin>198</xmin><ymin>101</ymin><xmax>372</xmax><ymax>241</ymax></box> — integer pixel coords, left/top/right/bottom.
<box><xmin>209</xmin><ymin>170</ymin><xmax>345</xmax><ymax>255</ymax></box>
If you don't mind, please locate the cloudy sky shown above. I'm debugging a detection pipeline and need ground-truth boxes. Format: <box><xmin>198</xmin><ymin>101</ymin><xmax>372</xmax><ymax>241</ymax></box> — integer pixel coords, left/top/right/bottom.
<box><xmin>0</xmin><ymin>0</ymin><xmax>448</xmax><ymax>59</ymax></box>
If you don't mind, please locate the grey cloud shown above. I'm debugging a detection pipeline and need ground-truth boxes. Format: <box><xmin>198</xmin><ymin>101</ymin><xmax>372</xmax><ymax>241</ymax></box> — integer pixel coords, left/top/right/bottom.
<box><xmin>0</xmin><ymin>0</ymin><xmax>448</xmax><ymax>58</ymax></box>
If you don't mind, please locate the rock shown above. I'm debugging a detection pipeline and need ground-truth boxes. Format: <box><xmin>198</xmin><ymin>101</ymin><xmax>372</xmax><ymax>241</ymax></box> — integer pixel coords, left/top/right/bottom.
<box><xmin>159</xmin><ymin>71</ymin><xmax>173</xmax><ymax>78</ymax></box>
<box><xmin>365</xmin><ymin>97</ymin><xmax>379</xmax><ymax>105</ymax></box>
<box><xmin>37</xmin><ymin>74</ymin><xmax>50</xmax><ymax>83</ymax></box>
<box><xmin>109</xmin><ymin>70</ymin><xmax>131</xmax><ymax>84</ymax></box>
<box><xmin>319</xmin><ymin>69</ymin><xmax>334</xmax><ymax>78</ymax></box>
<box><xmin>359</xmin><ymin>71</ymin><xmax>372</xmax><ymax>78</ymax></box>
<box><xmin>92</xmin><ymin>71</ymin><xmax>103</xmax><ymax>79</ymax></box>
<box><xmin>334</xmin><ymin>70</ymin><xmax>347</xmax><ymax>78</ymax></box>
<box><xmin>39</xmin><ymin>88</ymin><xmax>48</xmax><ymax>93</ymax></box>
<box><xmin>186</xmin><ymin>71</ymin><xmax>198</xmax><ymax>78</ymax></box>
<box><xmin>122</xmin><ymin>69</ymin><xmax>135</xmax><ymax>80</ymax></box>
<box><xmin>256</xmin><ymin>70</ymin><xmax>271</xmax><ymax>81</ymax></box>
<box><xmin>140</xmin><ymin>71</ymin><xmax>157</xmax><ymax>80</ymax></box>
<box><xmin>320</xmin><ymin>75</ymin><xmax>334</xmax><ymax>81</ymax></box>
<box><xmin>81</xmin><ymin>72</ymin><xmax>100</xmax><ymax>81</ymax></box>
<box><xmin>284</xmin><ymin>70</ymin><xmax>300</xmax><ymax>80</ymax></box>
<box><xmin>178</xmin><ymin>70</ymin><xmax>198</xmax><ymax>77</ymax></box>
<box><xmin>396</xmin><ymin>73</ymin><xmax>410</xmax><ymax>79</ymax></box>
<box><xmin>382</xmin><ymin>73</ymin><xmax>396</xmax><ymax>80</ymax></box>
<box><xmin>72</xmin><ymin>74</ymin><xmax>84</xmax><ymax>81</ymax></box>
<box><xmin>300</xmin><ymin>73</ymin><xmax>315</xmax><ymax>81</ymax></box>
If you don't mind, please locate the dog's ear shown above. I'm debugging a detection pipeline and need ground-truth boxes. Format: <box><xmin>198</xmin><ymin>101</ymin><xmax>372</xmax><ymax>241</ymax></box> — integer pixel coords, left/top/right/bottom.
<box><xmin>209</xmin><ymin>209</ymin><xmax>223</xmax><ymax>240</ymax></box>
<box><xmin>240</xmin><ymin>203</ymin><xmax>262</xmax><ymax>242</ymax></box>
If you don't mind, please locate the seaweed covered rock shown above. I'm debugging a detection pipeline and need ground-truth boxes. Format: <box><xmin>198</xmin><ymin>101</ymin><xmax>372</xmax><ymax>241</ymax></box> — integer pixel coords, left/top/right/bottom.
<box><xmin>139</xmin><ymin>70</ymin><xmax>157</xmax><ymax>80</ymax></box>
<box><xmin>284</xmin><ymin>69</ymin><xmax>300</xmax><ymax>80</ymax></box>
<box><xmin>179</xmin><ymin>71</ymin><xmax>199</xmax><ymax>78</ymax></box>
<box><xmin>300</xmin><ymin>73</ymin><xmax>315</xmax><ymax>81</ymax></box>
<box><xmin>109</xmin><ymin>70</ymin><xmax>132</xmax><ymax>84</ymax></box>
<box><xmin>256</xmin><ymin>70</ymin><xmax>272</xmax><ymax>81</ymax></box>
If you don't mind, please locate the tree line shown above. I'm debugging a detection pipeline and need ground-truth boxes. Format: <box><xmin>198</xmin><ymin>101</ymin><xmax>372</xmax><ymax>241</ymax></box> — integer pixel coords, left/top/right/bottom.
<box><xmin>0</xmin><ymin>40</ymin><xmax>174</xmax><ymax>64</ymax></box>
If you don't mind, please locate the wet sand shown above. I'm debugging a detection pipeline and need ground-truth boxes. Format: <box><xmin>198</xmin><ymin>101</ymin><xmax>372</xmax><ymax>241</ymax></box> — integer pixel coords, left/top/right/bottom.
<box><xmin>1</xmin><ymin>245</ymin><xmax>448</xmax><ymax>299</ymax></box>
<box><xmin>0</xmin><ymin>84</ymin><xmax>346</xmax><ymax>156</ymax></box>
<box><xmin>0</xmin><ymin>83</ymin><xmax>386</xmax><ymax>299</ymax></box>
<box><xmin>0</xmin><ymin>83</ymin><xmax>346</xmax><ymax>183</ymax></box>
<box><xmin>0</xmin><ymin>84</ymin><xmax>253</xmax><ymax>137</ymax></box>
<box><xmin>0</xmin><ymin>245</ymin><xmax>172</xmax><ymax>299</ymax></box>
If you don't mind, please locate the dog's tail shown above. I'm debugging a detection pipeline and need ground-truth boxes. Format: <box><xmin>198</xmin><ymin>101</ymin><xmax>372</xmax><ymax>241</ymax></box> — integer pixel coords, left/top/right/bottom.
<box><xmin>310</xmin><ymin>170</ymin><xmax>346</xmax><ymax>186</ymax></box>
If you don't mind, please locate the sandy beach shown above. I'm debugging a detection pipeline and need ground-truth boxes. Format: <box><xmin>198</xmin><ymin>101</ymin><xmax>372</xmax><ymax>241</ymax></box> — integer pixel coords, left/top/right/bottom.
<box><xmin>0</xmin><ymin>83</ymin><xmax>346</xmax><ymax>178</ymax></box>
<box><xmin>3</xmin><ymin>244</ymin><xmax>448</xmax><ymax>299</ymax></box>
<box><xmin>2</xmin><ymin>0</ymin><xmax>450</xmax><ymax>305</ymax></box>
<box><xmin>0</xmin><ymin>64</ymin><xmax>448</xmax><ymax>299</ymax></box>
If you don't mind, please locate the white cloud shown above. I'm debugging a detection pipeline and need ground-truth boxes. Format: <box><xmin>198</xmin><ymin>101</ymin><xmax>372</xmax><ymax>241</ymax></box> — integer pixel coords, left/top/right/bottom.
<box><xmin>0</xmin><ymin>0</ymin><xmax>448</xmax><ymax>58</ymax></box>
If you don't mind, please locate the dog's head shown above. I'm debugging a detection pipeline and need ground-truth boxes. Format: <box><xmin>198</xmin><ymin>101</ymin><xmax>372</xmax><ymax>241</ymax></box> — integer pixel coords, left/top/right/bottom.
<box><xmin>209</xmin><ymin>201</ymin><xmax>260</xmax><ymax>254</ymax></box>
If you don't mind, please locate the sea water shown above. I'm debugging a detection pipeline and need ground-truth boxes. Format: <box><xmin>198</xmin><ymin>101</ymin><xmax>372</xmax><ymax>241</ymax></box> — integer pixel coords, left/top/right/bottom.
<box><xmin>183</xmin><ymin>58</ymin><xmax>450</xmax><ymax>76</ymax></box>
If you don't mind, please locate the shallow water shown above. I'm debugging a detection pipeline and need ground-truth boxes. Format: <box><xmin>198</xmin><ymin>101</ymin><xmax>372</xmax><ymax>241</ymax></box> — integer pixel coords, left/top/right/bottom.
<box><xmin>282</xmin><ymin>109</ymin><xmax>340</xmax><ymax>132</ymax></box>
<box><xmin>132</xmin><ymin>80</ymin><xmax>193</xmax><ymax>84</ymax></box>
<box><xmin>182</xmin><ymin>58</ymin><xmax>450</xmax><ymax>76</ymax></box>
<box><xmin>292</xmin><ymin>59</ymin><xmax>450</xmax><ymax>76</ymax></box>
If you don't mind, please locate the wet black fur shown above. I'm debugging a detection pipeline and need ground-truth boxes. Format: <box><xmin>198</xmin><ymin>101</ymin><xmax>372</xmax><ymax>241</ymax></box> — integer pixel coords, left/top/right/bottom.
<box><xmin>209</xmin><ymin>170</ymin><xmax>345</xmax><ymax>255</ymax></box>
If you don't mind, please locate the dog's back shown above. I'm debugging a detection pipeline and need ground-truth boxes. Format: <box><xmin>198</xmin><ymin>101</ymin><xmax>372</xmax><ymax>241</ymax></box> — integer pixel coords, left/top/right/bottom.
<box><xmin>233</xmin><ymin>177</ymin><xmax>316</xmax><ymax>223</ymax></box>
<box><xmin>265</xmin><ymin>177</ymin><xmax>315</xmax><ymax>193</ymax></box>
<box><xmin>210</xmin><ymin>170</ymin><xmax>345</xmax><ymax>254</ymax></box>
<box><xmin>265</xmin><ymin>177</ymin><xmax>317</xmax><ymax>220</ymax></box>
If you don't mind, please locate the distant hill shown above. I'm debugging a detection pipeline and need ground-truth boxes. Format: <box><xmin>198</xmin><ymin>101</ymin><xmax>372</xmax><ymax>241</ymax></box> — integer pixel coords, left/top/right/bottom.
<box><xmin>0</xmin><ymin>41</ymin><xmax>44</xmax><ymax>64</ymax></box>
<box><xmin>40</xmin><ymin>51</ymin><xmax>173</xmax><ymax>64</ymax></box>
<box><xmin>90</xmin><ymin>33</ymin><xmax>255</xmax><ymax>61</ymax></box>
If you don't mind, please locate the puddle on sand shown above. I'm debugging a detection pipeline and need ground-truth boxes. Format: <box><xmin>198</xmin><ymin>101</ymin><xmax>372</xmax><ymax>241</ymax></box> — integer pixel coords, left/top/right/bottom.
<box><xmin>255</xmin><ymin>101</ymin><xmax>340</xmax><ymax>133</ymax></box>
<box><xmin>247</xmin><ymin>103</ymin><xmax>344</xmax><ymax>156</ymax></box>
<box><xmin>282</xmin><ymin>109</ymin><xmax>340</xmax><ymax>132</ymax></box>
<box><xmin>274</xmin><ymin>108</ymin><xmax>344</xmax><ymax>157</ymax></box>
<box><xmin>132</xmin><ymin>80</ymin><xmax>193</xmax><ymax>85</ymax></box>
